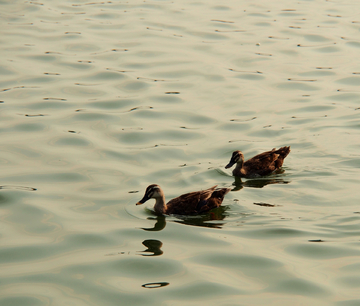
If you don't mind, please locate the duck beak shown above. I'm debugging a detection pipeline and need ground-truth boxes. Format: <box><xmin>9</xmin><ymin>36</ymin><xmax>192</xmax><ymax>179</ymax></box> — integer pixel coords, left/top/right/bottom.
<box><xmin>136</xmin><ymin>194</ymin><xmax>150</xmax><ymax>205</ymax></box>
<box><xmin>225</xmin><ymin>161</ymin><xmax>235</xmax><ymax>169</ymax></box>
<box><xmin>224</xmin><ymin>188</ymin><xmax>231</xmax><ymax>195</ymax></box>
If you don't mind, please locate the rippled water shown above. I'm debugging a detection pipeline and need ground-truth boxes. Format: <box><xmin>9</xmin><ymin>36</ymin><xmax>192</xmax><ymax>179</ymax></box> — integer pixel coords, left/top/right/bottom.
<box><xmin>1</xmin><ymin>0</ymin><xmax>360</xmax><ymax>305</ymax></box>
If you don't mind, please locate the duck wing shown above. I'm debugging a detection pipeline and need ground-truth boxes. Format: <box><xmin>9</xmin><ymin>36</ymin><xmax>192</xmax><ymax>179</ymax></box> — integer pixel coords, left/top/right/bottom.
<box><xmin>197</xmin><ymin>188</ymin><xmax>231</xmax><ymax>213</ymax></box>
<box><xmin>244</xmin><ymin>146</ymin><xmax>290</xmax><ymax>176</ymax></box>
<box><xmin>243</xmin><ymin>148</ymin><xmax>280</xmax><ymax>176</ymax></box>
<box><xmin>165</xmin><ymin>186</ymin><xmax>217</xmax><ymax>215</ymax></box>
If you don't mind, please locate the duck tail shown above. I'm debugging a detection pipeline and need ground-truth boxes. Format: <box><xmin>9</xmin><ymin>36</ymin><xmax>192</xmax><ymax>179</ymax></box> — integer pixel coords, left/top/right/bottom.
<box><xmin>275</xmin><ymin>146</ymin><xmax>290</xmax><ymax>158</ymax></box>
<box><xmin>274</xmin><ymin>146</ymin><xmax>290</xmax><ymax>168</ymax></box>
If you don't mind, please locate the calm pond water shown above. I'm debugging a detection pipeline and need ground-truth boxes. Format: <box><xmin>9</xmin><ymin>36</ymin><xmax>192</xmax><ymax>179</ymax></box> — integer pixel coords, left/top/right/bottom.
<box><xmin>1</xmin><ymin>0</ymin><xmax>360</xmax><ymax>305</ymax></box>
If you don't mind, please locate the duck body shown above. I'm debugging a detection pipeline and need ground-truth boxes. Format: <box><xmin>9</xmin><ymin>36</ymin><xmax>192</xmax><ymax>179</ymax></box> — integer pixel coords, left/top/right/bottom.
<box><xmin>225</xmin><ymin>146</ymin><xmax>290</xmax><ymax>178</ymax></box>
<box><xmin>136</xmin><ymin>184</ymin><xmax>231</xmax><ymax>215</ymax></box>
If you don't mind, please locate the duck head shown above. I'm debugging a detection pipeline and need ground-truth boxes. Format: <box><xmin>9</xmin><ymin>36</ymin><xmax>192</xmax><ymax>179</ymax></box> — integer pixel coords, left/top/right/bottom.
<box><xmin>211</xmin><ymin>188</ymin><xmax>231</xmax><ymax>199</ymax></box>
<box><xmin>225</xmin><ymin>151</ymin><xmax>244</xmax><ymax>169</ymax></box>
<box><xmin>136</xmin><ymin>184</ymin><xmax>163</xmax><ymax>205</ymax></box>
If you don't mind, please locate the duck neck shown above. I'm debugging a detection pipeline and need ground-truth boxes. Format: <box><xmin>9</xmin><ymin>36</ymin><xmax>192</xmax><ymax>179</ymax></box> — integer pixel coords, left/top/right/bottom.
<box><xmin>154</xmin><ymin>196</ymin><xmax>167</xmax><ymax>214</ymax></box>
<box><xmin>234</xmin><ymin>160</ymin><xmax>245</xmax><ymax>176</ymax></box>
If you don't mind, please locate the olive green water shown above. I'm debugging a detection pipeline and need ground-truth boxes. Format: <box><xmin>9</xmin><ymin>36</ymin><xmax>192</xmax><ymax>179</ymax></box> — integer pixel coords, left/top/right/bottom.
<box><xmin>1</xmin><ymin>0</ymin><xmax>360</xmax><ymax>305</ymax></box>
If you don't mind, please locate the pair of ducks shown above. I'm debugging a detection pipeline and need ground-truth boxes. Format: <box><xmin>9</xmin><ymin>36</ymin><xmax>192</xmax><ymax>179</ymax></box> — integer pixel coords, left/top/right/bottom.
<box><xmin>136</xmin><ymin>146</ymin><xmax>290</xmax><ymax>215</ymax></box>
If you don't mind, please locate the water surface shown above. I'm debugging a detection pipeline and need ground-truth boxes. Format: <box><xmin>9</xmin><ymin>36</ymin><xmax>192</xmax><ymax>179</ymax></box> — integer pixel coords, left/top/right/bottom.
<box><xmin>1</xmin><ymin>0</ymin><xmax>360</xmax><ymax>305</ymax></box>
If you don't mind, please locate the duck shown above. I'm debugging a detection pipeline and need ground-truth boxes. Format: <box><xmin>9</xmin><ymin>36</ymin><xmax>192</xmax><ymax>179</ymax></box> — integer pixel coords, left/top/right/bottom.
<box><xmin>136</xmin><ymin>184</ymin><xmax>231</xmax><ymax>215</ymax></box>
<box><xmin>225</xmin><ymin>146</ymin><xmax>290</xmax><ymax>178</ymax></box>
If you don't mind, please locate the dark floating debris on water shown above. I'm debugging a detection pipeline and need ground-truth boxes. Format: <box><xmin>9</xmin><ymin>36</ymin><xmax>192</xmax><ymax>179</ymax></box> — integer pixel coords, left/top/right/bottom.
<box><xmin>25</xmin><ymin>114</ymin><xmax>46</xmax><ymax>117</ymax></box>
<box><xmin>253</xmin><ymin>202</ymin><xmax>278</xmax><ymax>207</ymax></box>
<box><xmin>68</xmin><ymin>130</ymin><xmax>76</xmax><ymax>133</ymax></box>
<box><xmin>228</xmin><ymin>139</ymin><xmax>263</xmax><ymax>143</ymax></box>
<box><xmin>141</xmin><ymin>282</ymin><xmax>169</xmax><ymax>289</ymax></box>
<box><xmin>121</xmin><ymin>127</ymin><xmax>143</xmax><ymax>131</ymax></box>
<box><xmin>255</xmin><ymin>52</ymin><xmax>272</xmax><ymax>56</ymax></box>
<box><xmin>90</xmin><ymin>49</ymin><xmax>128</xmax><ymax>55</ymax></box>
<box><xmin>309</xmin><ymin>239</ymin><xmax>324</xmax><ymax>242</ymax></box>
<box><xmin>340</xmin><ymin>37</ymin><xmax>352</xmax><ymax>40</ymax></box>
<box><xmin>137</xmin><ymin>77</ymin><xmax>167</xmax><ymax>82</ymax></box>
<box><xmin>268</xmin><ymin>36</ymin><xmax>289</xmax><ymax>40</ymax></box>
<box><xmin>229</xmin><ymin>68</ymin><xmax>263</xmax><ymax>74</ymax></box>
<box><xmin>40</xmin><ymin>20</ymin><xmax>60</xmax><ymax>24</ymax></box>
<box><xmin>297</xmin><ymin>42</ymin><xmax>336</xmax><ymax>47</ymax></box>
<box><xmin>3</xmin><ymin>86</ymin><xmax>39</xmax><ymax>91</ymax></box>
<box><xmin>29</xmin><ymin>2</ymin><xmax>44</xmax><ymax>6</ymax></box>
<box><xmin>112</xmin><ymin>48</ymin><xmax>128</xmax><ymax>51</ymax></box>
<box><xmin>44</xmin><ymin>72</ymin><xmax>61</xmax><ymax>75</ymax></box>
<box><xmin>288</xmin><ymin>78</ymin><xmax>317</xmax><ymax>82</ymax></box>
<box><xmin>337</xmin><ymin>89</ymin><xmax>360</xmax><ymax>92</ymax></box>
<box><xmin>106</xmin><ymin>68</ymin><xmax>133</xmax><ymax>73</ymax></box>
<box><xmin>43</xmin><ymin>97</ymin><xmax>67</xmax><ymax>101</ymax></box>
<box><xmin>291</xmin><ymin>115</ymin><xmax>327</xmax><ymax>118</ymax></box>
<box><xmin>230</xmin><ymin>117</ymin><xmax>257</xmax><ymax>122</ymax></box>
<box><xmin>0</xmin><ymin>185</ymin><xmax>37</xmax><ymax>191</ymax></box>
<box><xmin>146</xmin><ymin>27</ymin><xmax>162</xmax><ymax>31</ymax></box>
<box><xmin>165</xmin><ymin>92</ymin><xmax>180</xmax><ymax>94</ymax></box>
<box><xmin>72</xmin><ymin>2</ymin><xmax>113</xmax><ymax>7</ymax></box>
<box><xmin>75</xmin><ymin>83</ymin><xmax>100</xmax><ymax>86</ymax></box>
<box><xmin>215</xmin><ymin>29</ymin><xmax>245</xmax><ymax>32</ymax></box>
<box><xmin>16</xmin><ymin>85</ymin><xmax>39</xmax><ymax>89</ymax></box>
<box><xmin>126</xmin><ymin>106</ymin><xmax>153</xmax><ymax>112</ymax></box>
<box><xmin>128</xmin><ymin>190</ymin><xmax>139</xmax><ymax>194</ymax></box>
<box><xmin>8</xmin><ymin>22</ymin><xmax>34</xmax><ymax>25</ymax></box>
<box><xmin>137</xmin><ymin>143</ymin><xmax>188</xmax><ymax>150</ymax></box>
<box><xmin>61</xmin><ymin>12</ymin><xmax>86</xmax><ymax>15</ymax></box>
<box><xmin>179</xmin><ymin>126</ymin><xmax>198</xmax><ymax>130</ymax></box>
<box><xmin>211</xmin><ymin>19</ymin><xmax>234</xmax><ymax>23</ymax></box>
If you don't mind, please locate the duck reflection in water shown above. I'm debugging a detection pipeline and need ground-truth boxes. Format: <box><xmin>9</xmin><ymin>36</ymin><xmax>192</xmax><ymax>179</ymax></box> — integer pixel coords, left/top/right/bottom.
<box><xmin>139</xmin><ymin>239</ymin><xmax>163</xmax><ymax>256</ymax></box>
<box><xmin>231</xmin><ymin>174</ymin><xmax>290</xmax><ymax>191</ymax></box>
<box><xmin>141</xmin><ymin>206</ymin><xmax>229</xmax><ymax>230</ymax></box>
<box><xmin>141</xmin><ymin>215</ymin><xmax>166</xmax><ymax>231</ymax></box>
<box><xmin>173</xmin><ymin>205</ymin><xmax>229</xmax><ymax>229</ymax></box>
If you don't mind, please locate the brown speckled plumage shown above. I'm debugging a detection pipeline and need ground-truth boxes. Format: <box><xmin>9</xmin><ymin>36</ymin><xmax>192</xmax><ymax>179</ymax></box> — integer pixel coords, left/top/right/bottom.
<box><xmin>136</xmin><ymin>185</ymin><xmax>231</xmax><ymax>215</ymax></box>
<box><xmin>225</xmin><ymin>146</ymin><xmax>290</xmax><ymax>178</ymax></box>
